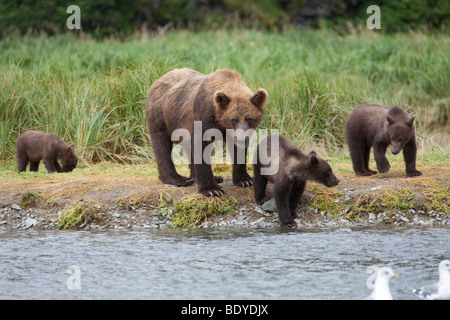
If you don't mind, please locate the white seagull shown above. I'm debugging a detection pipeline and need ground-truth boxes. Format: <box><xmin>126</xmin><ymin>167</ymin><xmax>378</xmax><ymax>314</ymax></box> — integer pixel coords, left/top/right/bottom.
<box><xmin>364</xmin><ymin>267</ymin><xmax>399</xmax><ymax>300</ymax></box>
<box><xmin>413</xmin><ymin>259</ymin><xmax>450</xmax><ymax>300</ymax></box>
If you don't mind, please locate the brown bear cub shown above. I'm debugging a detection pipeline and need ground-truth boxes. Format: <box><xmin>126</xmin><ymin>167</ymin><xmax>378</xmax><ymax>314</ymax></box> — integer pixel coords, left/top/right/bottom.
<box><xmin>253</xmin><ymin>134</ymin><xmax>340</xmax><ymax>228</ymax></box>
<box><xmin>344</xmin><ymin>104</ymin><xmax>421</xmax><ymax>177</ymax></box>
<box><xmin>146</xmin><ymin>68</ymin><xmax>268</xmax><ymax>197</ymax></box>
<box><xmin>15</xmin><ymin>130</ymin><xmax>78</xmax><ymax>173</ymax></box>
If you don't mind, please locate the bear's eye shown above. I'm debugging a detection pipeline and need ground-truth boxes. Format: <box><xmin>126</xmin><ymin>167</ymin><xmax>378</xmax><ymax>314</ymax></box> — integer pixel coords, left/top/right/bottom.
<box><xmin>245</xmin><ymin>117</ymin><xmax>254</xmax><ymax>124</ymax></box>
<box><xmin>230</xmin><ymin>118</ymin><xmax>238</xmax><ymax>125</ymax></box>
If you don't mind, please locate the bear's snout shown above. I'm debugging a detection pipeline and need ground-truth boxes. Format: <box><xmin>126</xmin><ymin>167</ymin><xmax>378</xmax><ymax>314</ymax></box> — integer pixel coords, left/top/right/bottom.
<box><xmin>233</xmin><ymin>125</ymin><xmax>251</xmax><ymax>148</ymax></box>
<box><xmin>234</xmin><ymin>136</ymin><xmax>250</xmax><ymax>148</ymax></box>
<box><xmin>325</xmin><ymin>177</ymin><xmax>340</xmax><ymax>187</ymax></box>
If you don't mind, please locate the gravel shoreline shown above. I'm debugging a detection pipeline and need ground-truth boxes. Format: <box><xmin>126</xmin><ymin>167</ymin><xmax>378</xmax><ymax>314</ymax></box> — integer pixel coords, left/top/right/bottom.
<box><xmin>1</xmin><ymin>201</ymin><xmax>448</xmax><ymax>231</ymax></box>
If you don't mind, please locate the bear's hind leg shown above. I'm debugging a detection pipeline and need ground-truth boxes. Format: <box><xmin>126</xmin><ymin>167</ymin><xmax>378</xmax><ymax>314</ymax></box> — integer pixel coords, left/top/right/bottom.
<box><xmin>289</xmin><ymin>181</ymin><xmax>305</xmax><ymax>219</ymax></box>
<box><xmin>349</xmin><ymin>141</ymin><xmax>372</xmax><ymax>176</ymax></box>
<box><xmin>151</xmin><ymin>129</ymin><xmax>194</xmax><ymax>187</ymax></box>
<box><xmin>364</xmin><ymin>146</ymin><xmax>377</xmax><ymax>175</ymax></box>
<box><xmin>274</xmin><ymin>181</ymin><xmax>296</xmax><ymax>228</ymax></box>
<box><xmin>17</xmin><ymin>153</ymin><xmax>29</xmax><ymax>173</ymax></box>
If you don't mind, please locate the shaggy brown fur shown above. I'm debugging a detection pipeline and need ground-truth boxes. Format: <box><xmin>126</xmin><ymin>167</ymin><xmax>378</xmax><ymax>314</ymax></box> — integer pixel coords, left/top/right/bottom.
<box><xmin>146</xmin><ymin>68</ymin><xmax>267</xmax><ymax>196</ymax></box>
<box><xmin>344</xmin><ymin>104</ymin><xmax>421</xmax><ymax>177</ymax></box>
<box><xmin>253</xmin><ymin>134</ymin><xmax>340</xmax><ymax>228</ymax></box>
<box><xmin>15</xmin><ymin>130</ymin><xmax>78</xmax><ymax>173</ymax></box>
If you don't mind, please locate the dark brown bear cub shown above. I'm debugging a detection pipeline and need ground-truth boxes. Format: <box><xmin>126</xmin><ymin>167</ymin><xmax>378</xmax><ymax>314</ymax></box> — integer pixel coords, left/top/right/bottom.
<box><xmin>146</xmin><ymin>68</ymin><xmax>267</xmax><ymax>197</ymax></box>
<box><xmin>15</xmin><ymin>130</ymin><xmax>78</xmax><ymax>173</ymax></box>
<box><xmin>253</xmin><ymin>134</ymin><xmax>340</xmax><ymax>228</ymax></box>
<box><xmin>344</xmin><ymin>104</ymin><xmax>421</xmax><ymax>177</ymax></box>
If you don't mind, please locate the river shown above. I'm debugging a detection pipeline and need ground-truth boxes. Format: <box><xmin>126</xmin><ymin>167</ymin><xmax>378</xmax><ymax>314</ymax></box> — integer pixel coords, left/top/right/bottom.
<box><xmin>0</xmin><ymin>227</ymin><xmax>448</xmax><ymax>300</ymax></box>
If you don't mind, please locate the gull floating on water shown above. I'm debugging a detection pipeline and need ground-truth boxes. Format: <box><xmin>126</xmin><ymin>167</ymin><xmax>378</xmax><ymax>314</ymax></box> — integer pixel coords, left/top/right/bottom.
<box><xmin>364</xmin><ymin>267</ymin><xmax>399</xmax><ymax>300</ymax></box>
<box><xmin>412</xmin><ymin>259</ymin><xmax>450</xmax><ymax>300</ymax></box>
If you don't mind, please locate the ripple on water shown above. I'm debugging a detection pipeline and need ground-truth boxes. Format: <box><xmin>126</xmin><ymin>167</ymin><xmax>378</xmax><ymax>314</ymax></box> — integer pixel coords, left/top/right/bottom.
<box><xmin>0</xmin><ymin>227</ymin><xmax>449</xmax><ymax>299</ymax></box>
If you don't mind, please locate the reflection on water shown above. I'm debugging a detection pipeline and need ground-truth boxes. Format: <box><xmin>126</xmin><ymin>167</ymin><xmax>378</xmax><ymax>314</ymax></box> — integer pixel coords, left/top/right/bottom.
<box><xmin>0</xmin><ymin>227</ymin><xmax>449</xmax><ymax>299</ymax></box>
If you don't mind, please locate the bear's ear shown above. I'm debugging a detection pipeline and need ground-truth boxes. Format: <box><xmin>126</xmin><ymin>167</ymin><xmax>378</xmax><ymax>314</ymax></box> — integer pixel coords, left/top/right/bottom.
<box><xmin>407</xmin><ymin>116</ymin><xmax>415</xmax><ymax>127</ymax></box>
<box><xmin>387</xmin><ymin>116</ymin><xmax>395</xmax><ymax>125</ymax></box>
<box><xmin>214</xmin><ymin>92</ymin><xmax>230</xmax><ymax>109</ymax></box>
<box><xmin>250</xmin><ymin>88</ymin><xmax>268</xmax><ymax>110</ymax></box>
<box><xmin>309</xmin><ymin>151</ymin><xmax>317</xmax><ymax>157</ymax></box>
<box><xmin>310</xmin><ymin>154</ymin><xmax>318</xmax><ymax>167</ymax></box>
<box><xmin>67</xmin><ymin>144</ymin><xmax>74</xmax><ymax>153</ymax></box>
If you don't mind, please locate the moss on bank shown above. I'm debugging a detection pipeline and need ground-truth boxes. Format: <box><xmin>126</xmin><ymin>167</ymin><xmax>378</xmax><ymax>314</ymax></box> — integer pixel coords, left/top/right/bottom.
<box><xmin>58</xmin><ymin>200</ymin><xmax>108</xmax><ymax>230</ymax></box>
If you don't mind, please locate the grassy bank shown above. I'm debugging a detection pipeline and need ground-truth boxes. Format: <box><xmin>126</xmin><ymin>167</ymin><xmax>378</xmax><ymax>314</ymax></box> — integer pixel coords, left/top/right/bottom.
<box><xmin>1</xmin><ymin>29</ymin><xmax>449</xmax><ymax>163</ymax></box>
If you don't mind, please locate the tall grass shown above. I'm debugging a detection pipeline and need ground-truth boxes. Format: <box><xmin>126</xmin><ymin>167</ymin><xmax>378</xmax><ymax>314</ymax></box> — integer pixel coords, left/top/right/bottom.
<box><xmin>1</xmin><ymin>29</ymin><xmax>449</xmax><ymax>163</ymax></box>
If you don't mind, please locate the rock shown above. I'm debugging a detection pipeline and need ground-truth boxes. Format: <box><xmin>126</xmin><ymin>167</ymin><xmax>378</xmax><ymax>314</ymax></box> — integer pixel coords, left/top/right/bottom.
<box><xmin>254</xmin><ymin>206</ymin><xmax>266</xmax><ymax>215</ymax></box>
<box><xmin>25</xmin><ymin>217</ymin><xmax>37</xmax><ymax>229</ymax></box>
<box><xmin>399</xmin><ymin>216</ymin><xmax>410</xmax><ymax>223</ymax></box>
<box><xmin>251</xmin><ymin>217</ymin><xmax>265</xmax><ymax>226</ymax></box>
<box><xmin>11</xmin><ymin>204</ymin><xmax>22</xmax><ymax>211</ymax></box>
<box><xmin>325</xmin><ymin>221</ymin><xmax>336</xmax><ymax>227</ymax></box>
<box><xmin>414</xmin><ymin>191</ymin><xmax>431</xmax><ymax>210</ymax></box>
<box><xmin>421</xmin><ymin>219</ymin><xmax>435</xmax><ymax>227</ymax></box>
<box><xmin>368</xmin><ymin>213</ymin><xmax>377</xmax><ymax>220</ymax></box>
<box><xmin>261</xmin><ymin>198</ymin><xmax>277</xmax><ymax>212</ymax></box>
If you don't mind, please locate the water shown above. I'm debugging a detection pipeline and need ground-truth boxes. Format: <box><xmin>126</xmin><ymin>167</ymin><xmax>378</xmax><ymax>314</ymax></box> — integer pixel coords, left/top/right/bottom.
<box><xmin>0</xmin><ymin>227</ymin><xmax>448</xmax><ymax>300</ymax></box>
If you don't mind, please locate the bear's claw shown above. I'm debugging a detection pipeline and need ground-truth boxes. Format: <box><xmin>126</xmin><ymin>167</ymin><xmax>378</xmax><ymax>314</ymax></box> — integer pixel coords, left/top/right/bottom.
<box><xmin>407</xmin><ymin>170</ymin><xmax>422</xmax><ymax>177</ymax></box>
<box><xmin>234</xmin><ymin>178</ymin><xmax>253</xmax><ymax>188</ymax></box>
<box><xmin>201</xmin><ymin>187</ymin><xmax>225</xmax><ymax>197</ymax></box>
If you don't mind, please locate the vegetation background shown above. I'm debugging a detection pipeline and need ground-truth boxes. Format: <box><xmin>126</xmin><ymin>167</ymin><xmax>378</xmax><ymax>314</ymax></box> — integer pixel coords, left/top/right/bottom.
<box><xmin>0</xmin><ymin>0</ymin><xmax>449</xmax><ymax>164</ymax></box>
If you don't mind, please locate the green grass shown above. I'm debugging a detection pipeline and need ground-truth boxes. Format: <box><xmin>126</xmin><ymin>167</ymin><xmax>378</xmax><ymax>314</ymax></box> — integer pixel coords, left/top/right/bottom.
<box><xmin>171</xmin><ymin>194</ymin><xmax>239</xmax><ymax>227</ymax></box>
<box><xmin>1</xmin><ymin>29</ymin><xmax>449</xmax><ymax>163</ymax></box>
<box><xmin>57</xmin><ymin>200</ymin><xmax>107</xmax><ymax>230</ymax></box>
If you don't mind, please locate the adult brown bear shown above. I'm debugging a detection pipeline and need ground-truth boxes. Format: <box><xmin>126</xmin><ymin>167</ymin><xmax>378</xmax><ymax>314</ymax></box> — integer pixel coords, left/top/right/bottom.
<box><xmin>146</xmin><ymin>68</ymin><xmax>268</xmax><ymax>196</ymax></box>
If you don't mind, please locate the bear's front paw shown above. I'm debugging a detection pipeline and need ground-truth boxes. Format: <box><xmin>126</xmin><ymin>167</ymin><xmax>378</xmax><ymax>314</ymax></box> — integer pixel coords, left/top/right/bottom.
<box><xmin>377</xmin><ymin>161</ymin><xmax>390</xmax><ymax>173</ymax></box>
<box><xmin>280</xmin><ymin>220</ymin><xmax>297</xmax><ymax>228</ymax></box>
<box><xmin>407</xmin><ymin>170</ymin><xmax>422</xmax><ymax>177</ymax></box>
<box><xmin>199</xmin><ymin>186</ymin><xmax>225</xmax><ymax>197</ymax></box>
<box><xmin>161</xmin><ymin>176</ymin><xmax>195</xmax><ymax>187</ymax></box>
<box><xmin>355</xmin><ymin>170</ymin><xmax>376</xmax><ymax>176</ymax></box>
<box><xmin>233</xmin><ymin>176</ymin><xmax>253</xmax><ymax>187</ymax></box>
<box><xmin>214</xmin><ymin>176</ymin><xmax>224</xmax><ymax>183</ymax></box>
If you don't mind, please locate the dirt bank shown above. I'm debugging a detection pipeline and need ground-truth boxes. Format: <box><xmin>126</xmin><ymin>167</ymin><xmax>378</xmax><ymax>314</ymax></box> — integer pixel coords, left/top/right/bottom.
<box><xmin>0</xmin><ymin>162</ymin><xmax>448</xmax><ymax>230</ymax></box>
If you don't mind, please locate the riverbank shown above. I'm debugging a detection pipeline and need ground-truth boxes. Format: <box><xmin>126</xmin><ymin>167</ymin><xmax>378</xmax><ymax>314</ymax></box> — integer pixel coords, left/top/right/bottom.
<box><xmin>0</xmin><ymin>154</ymin><xmax>448</xmax><ymax>231</ymax></box>
<box><xmin>1</xmin><ymin>195</ymin><xmax>448</xmax><ymax>231</ymax></box>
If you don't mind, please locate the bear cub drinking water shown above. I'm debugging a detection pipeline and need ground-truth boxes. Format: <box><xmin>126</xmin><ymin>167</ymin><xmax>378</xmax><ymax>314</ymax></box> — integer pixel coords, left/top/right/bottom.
<box><xmin>253</xmin><ymin>134</ymin><xmax>340</xmax><ymax>228</ymax></box>
<box><xmin>344</xmin><ymin>104</ymin><xmax>421</xmax><ymax>177</ymax></box>
<box><xmin>16</xmin><ymin>130</ymin><xmax>78</xmax><ymax>173</ymax></box>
